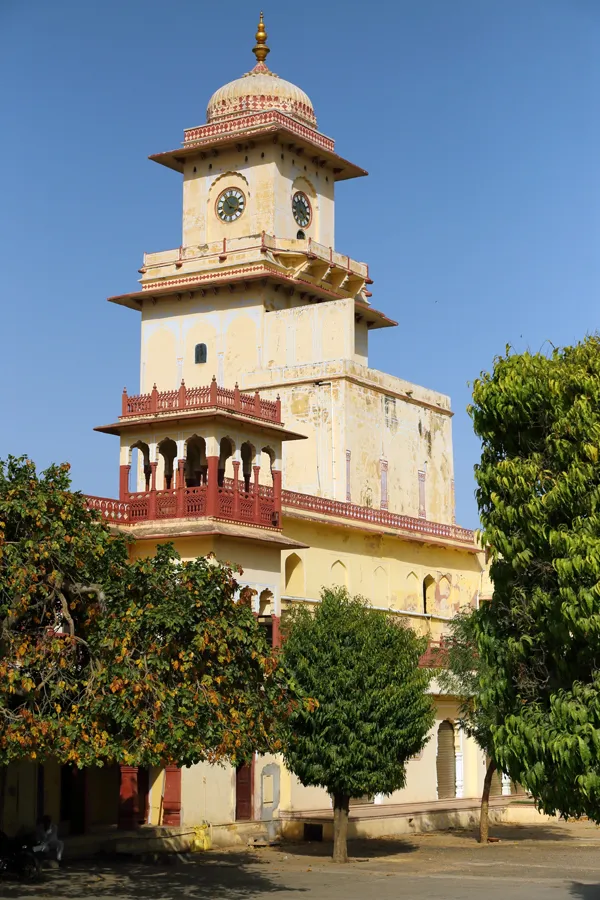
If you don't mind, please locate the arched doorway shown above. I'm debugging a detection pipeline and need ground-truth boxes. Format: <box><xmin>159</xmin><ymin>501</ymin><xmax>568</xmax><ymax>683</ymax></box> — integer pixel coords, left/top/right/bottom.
<box><xmin>436</xmin><ymin>721</ymin><xmax>456</xmax><ymax>800</ymax></box>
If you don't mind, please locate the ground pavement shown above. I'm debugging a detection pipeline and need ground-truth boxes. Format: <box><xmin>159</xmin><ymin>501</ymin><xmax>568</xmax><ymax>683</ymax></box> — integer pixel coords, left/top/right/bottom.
<box><xmin>3</xmin><ymin>820</ymin><xmax>600</xmax><ymax>899</ymax></box>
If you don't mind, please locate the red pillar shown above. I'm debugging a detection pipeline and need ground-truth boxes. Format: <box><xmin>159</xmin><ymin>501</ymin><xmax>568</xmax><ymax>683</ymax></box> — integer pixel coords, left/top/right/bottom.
<box><xmin>119</xmin><ymin>465</ymin><xmax>130</xmax><ymax>502</ymax></box>
<box><xmin>232</xmin><ymin>460</ymin><xmax>241</xmax><ymax>519</ymax></box>
<box><xmin>162</xmin><ymin>766</ymin><xmax>182</xmax><ymax>826</ymax></box>
<box><xmin>206</xmin><ymin>456</ymin><xmax>219</xmax><ymax>516</ymax></box>
<box><xmin>148</xmin><ymin>462</ymin><xmax>158</xmax><ymax>519</ymax></box>
<box><xmin>253</xmin><ymin>465</ymin><xmax>261</xmax><ymax>524</ymax></box>
<box><xmin>272</xmin><ymin>469</ymin><xmax>282</xmax><ymax>527</ymax></box>
<box><xmin>118</xmin><ymin>765</ymin><xmax>139</xmax><ymax>830</ymax></box>
<box><xmin>176</xmin><ymin>459</ymin><xmax>186</xmax><ymax>517</ymax></box>
<box><xmin>272</xmin><ymin>614</ymin><xmax>282</xmax><ymax>649</ymax></box>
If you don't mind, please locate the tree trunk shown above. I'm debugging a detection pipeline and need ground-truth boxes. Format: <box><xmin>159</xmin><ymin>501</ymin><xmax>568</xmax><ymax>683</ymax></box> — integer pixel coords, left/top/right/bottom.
<box><xmin>479</xmin><ymin>758</ymin><xmax>496</xmax><ymax>843</ymax></box>
<box><xmin>0</xmin><ymin>766</ymin><xmax>6</xmax><ymax>831</ymax></box>
<box><xmin>332</xmin><ymin>793</ymin><xmax>350</xmax><ymax>863</ymax></box>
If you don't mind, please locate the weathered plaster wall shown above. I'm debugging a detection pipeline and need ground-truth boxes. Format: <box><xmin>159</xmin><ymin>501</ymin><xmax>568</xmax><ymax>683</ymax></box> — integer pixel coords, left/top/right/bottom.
<box><xmin>181</xmin><ymin>139</ymin><xmax>334</xmax><ymax>248</ymax></box>
<box><xmin>280</xmin><ymin>517</ymin><xmax>484</xmax><ymax>642</ymax></box>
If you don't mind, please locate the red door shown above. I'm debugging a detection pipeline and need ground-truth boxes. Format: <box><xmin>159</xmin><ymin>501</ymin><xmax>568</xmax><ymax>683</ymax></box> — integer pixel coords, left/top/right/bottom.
<box><xmin>235</xmin><ymin>762</ymin><xmax>253</xmax><ymax>821</ymax></box>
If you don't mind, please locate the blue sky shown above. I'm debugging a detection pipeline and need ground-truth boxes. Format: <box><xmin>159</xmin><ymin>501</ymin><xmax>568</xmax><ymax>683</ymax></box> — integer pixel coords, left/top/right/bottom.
<box><xmin>1</xmin><ymin>0</ymin><xmax>598</xmax><ymax>528</ymax></box>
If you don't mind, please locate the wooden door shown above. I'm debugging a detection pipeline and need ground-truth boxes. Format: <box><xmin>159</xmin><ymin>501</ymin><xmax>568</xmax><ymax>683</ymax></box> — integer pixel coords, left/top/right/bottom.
<box><xmin>436</xmin><ymin>721</ymin><xmax>456</xmax><ymax>800</ymax></box>
<box><xmin>235</xmin><ymin>762</ymin><xmax>253</xmax><ymax>821</ymax></box>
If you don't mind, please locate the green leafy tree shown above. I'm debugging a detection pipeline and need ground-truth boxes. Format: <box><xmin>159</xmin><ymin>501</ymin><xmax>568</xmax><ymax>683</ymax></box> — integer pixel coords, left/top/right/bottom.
<box><xmin>282</xmin><ymin>587</ymin><xmax>434</xmax><ymax>863</ymax></box>
<box><xmin>469</xmin><ymin>336</ymin><xmax>600</xmax><ymax>821</ymax></box>
<box><xmin>0</xmin><ymin>456</ymin><xmax>294</xmax><ymax>822</ymax></box>
<box><xmin>437</xmin><ymin>608</ymin><xmax>508</xmax><ymax>842</ymax></box>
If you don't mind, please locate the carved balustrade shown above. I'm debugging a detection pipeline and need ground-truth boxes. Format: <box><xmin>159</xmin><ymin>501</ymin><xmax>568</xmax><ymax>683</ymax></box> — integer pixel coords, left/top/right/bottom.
<box><xmin>121</xmin><ymin>378</ymin><xmax>281</xmax><ymax>424</ymax></box>
<box><xmin>281</xmin><ymin>490</ymin><xmax>474</xmax><ymax>545</ymax></box>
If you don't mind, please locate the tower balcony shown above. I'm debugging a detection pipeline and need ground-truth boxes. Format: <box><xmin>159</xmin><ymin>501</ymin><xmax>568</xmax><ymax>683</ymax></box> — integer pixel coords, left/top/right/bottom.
<box><xmin>120</xmin><ymin>377</ymin><xmax>281</xmax><ymax>426</ymax></box>
<box><xmin>87</xmin><ymin>471</ymin><xmax>281</xmax><ymax>531</ymax></box>
<box><xmin>109</xmin><ymin>234</ymin><xmax>394</xmax><ymax>330</ymax></box>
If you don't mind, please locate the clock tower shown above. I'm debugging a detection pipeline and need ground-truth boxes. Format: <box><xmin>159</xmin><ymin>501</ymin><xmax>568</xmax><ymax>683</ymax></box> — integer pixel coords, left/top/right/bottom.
<box><xmin>81</xmin><ymin>12</ymin><xmax>484</xmax><ymax>841</ymax></box>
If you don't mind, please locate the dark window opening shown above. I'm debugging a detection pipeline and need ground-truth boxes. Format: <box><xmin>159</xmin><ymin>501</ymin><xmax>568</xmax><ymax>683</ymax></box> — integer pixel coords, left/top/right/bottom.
<box><xmin>195</xmin><ymin>343</ymin><xmax>207</xmax><ymax>364</ymax></box>
<box><xmin>297</xmin><ymin>230</ymin><xmax>306</xmax><ymax>239</ymax></box>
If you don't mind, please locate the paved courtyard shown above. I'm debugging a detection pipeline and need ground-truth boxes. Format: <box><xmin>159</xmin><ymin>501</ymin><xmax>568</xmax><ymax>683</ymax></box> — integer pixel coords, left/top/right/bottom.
<box><xmin>2</xmin><ymin>821</ymin><xmax>600</xmax><ymax>899</ymax></box>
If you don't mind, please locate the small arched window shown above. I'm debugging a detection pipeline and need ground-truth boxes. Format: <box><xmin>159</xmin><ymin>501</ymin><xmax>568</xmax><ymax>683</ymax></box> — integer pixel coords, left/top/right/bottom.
<box><xmin>296</xmin><ymin>230</ymin><xmax>306</xmax><ymax>240</ymax></box>
<box><xmin>195</xmin><ymin>343</ymin><xmax>207</xmax><ymax>364</ymax></box>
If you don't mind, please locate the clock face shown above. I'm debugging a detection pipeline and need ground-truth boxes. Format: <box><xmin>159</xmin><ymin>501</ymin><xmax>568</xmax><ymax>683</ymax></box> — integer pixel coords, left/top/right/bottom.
<box><xmin>217</xmin><ymin>188</ymin><xmax>246</xmax><ymax>222</ymax></box>
<box><xmin>292</xmin><ymin>191</ymin><xmax>311</xmax><ymax>228</ymax></box>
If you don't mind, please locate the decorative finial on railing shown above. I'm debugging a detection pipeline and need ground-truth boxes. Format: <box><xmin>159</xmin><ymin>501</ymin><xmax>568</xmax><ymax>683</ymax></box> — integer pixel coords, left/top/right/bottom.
<box><xmin>211</xmin><ymin>374</ymin><xmax>217</xmax><ymax>383</ymax></box>
<box><xmin>252</xmin><ymin>11</ymin><xmax>270</xmax><ymax>64</ymax></box>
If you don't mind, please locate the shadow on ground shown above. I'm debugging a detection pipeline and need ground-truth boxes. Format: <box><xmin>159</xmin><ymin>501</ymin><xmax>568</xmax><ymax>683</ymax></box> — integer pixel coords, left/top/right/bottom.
<box><xmin>271</xmin><ymin>837</ymin><xmax>418</xmax><ymax>859</ymax></box>
<box><xmin>571</xmin><ymin>886</ymin><xmax>600</xmax><ymax>899</ymax></box>
<box><xmin>0</xmin><ymin>852</ymin><xmax>306</xmax><ymax>900</ymax></box>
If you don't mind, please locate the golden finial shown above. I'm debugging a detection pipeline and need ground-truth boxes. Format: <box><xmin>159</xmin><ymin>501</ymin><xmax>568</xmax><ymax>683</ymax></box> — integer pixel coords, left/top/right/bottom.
<box><xmin>252</xmin><ymin>11</ymin><xmax>270</xmax><ymax>64</ymax></box>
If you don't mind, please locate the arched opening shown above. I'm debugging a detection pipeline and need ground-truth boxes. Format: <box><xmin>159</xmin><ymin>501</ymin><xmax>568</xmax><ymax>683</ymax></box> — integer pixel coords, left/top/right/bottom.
<box><xmin>436</xmin><ymin>721</ymin><xmax>456</xmax><ymax>800</ymax></box>
<box><xmin>331</xmin><ymin>560</ymin><xmax>348</xmax><ymax>588</ymax></box>
<box><xmin>157</xmin><ymin>438</ymin><xmax>177</xmax><ymax>490</ymax></box>
<box><xmin>285</xmin><ymin>553</ymin><xmax>304</xmax><ymax>596</ymax></box>
<box><xmin>261</xmin><ymin>446</ymin><xmax>275</xmax><ymax>484</ymax></box>
<box><xmin>185</xmin><ymin>435</ymin><xmax>207</xmax><ymax>487</ymax></box>
<box><xmin>130</xmin><ymin>440</ymin><xmax>151</xmax><ymax>492</ymax></box>
<box><xmin>241</xmin><ymin>441</ymin><xmax>255</xmax><ymax>493</ymax></box>
<box><xmin>296</xmin><ymin>229</ymin><xmax>306</xmax><ymax>240</ymax></box>
<box><xmin>373</xmin><ymin>566</ymin><xmax>387</xmax><ymax>603</ymax></box>
<box><xmin>423</xmin><ymin>575</ymin><xmax>436</xmax><ymax>615</ymax></box>
<box><xmin>218</xmin><ymin>437</ymin><xmax>235</xmax><ymax>487</ymax></box>
<box><xmin>194</xmin><ymin>343</ymin><xmax>207</xmax><ymax>365</ymax></box>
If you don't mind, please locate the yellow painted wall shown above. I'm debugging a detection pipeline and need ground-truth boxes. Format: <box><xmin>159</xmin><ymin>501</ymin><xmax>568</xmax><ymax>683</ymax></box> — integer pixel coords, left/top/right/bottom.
<box><xmin>280</xmin><ymin>517</ymin><xmax>483</xmax><ymax>641</ymax></box>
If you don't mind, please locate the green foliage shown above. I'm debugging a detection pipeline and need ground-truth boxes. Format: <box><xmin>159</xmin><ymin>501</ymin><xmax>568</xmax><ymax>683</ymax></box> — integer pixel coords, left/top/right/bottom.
<box><xmin>436</xmin><ymin>608</ymin><xmax>496</xmax><ymax>755</ymax></box>
<box><xmin>469</xmin><ymin>336</ymin><xmax>600</xmax><ymax>819</ymax></box>
<box><xmin>0</xmin><ymin>455</ymin><xmax>293</xmax><ymax>768</ymax></box>
<box><xmin>281</xmin><ymin>587</ymin><xmax>435</xmax><ymax>800</ymax></box>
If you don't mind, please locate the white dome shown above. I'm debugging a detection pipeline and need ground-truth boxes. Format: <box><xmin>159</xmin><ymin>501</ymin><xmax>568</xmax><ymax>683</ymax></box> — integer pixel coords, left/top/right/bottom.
<box><xmin>207</xmin><ymin>63</ymin><xmax>317</xmax><ymax>130</ymax></box>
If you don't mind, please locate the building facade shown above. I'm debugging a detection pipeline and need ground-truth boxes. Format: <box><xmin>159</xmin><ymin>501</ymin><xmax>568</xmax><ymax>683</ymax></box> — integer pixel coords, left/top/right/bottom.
<box><xmin>3</xmin><ymin>16</ymin><xmax>502</xmax><ymax>846</ymax></box>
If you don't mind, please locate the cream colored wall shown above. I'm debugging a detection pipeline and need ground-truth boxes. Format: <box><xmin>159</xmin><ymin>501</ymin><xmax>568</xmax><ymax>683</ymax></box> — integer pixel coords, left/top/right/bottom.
<box><xmin>262</xmin><ymin>298</ymin><xmax>355</xmax><ymax>370</ymax></box>
<box><xmin>181</xmin><ymin>140</ymin><xmax>334</xmax><ymax>249</ymax></box>
<box><xmin>280</xmin><ymin>518</ymin><xmax>483</xmax><ymax>642</ymax></box>
<box><xmin>245</xmin><ymin>358</ymin><xmax>454</xmax><ymax>520</ymax></box>
<box><xmin>139</xmin><ymin>290</ymin><xmax>266</xmax><ymax>394</ymax></box>
<box><xmin>182</xmin><ymin>761</ymin><xmax>235</xmax><ymax>826</ymax></box>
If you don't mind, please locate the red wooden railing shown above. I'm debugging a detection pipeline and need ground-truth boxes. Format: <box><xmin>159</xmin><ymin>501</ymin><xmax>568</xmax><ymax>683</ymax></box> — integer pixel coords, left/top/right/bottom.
<box><xmin>86</xmin><ymin>485</ymin><xmax>474</xmax><ymax>545</ymax></box>
<box><xmin>281</xmin><ymin>489</ymin><xmax>475</xmax><ymax>545</ymax></box>
<box><xmin>87</xmin><ymin>478</ymin><xmax>279</xmax><ymax>529</ymax></box>
<box><xmin>121</xmin><ymin>377</ymin><xmax>281</xmax><ymax>425</ymax></box>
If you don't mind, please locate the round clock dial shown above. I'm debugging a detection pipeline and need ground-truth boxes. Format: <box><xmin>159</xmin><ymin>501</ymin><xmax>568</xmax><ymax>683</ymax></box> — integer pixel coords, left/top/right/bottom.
<box><xmin>292</xmin><ymin>191</ymin><xmax>311</xmax><ymax>228</ymax></box>
<box><xmin>217</xmin><ymin>188</ymin><xmax>246</xmax><ymax>222</ymax></box>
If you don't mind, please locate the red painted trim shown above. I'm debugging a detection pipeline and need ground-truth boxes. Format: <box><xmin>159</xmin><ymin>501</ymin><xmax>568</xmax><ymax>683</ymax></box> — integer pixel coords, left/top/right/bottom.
<box><xmin>121</xmin><ymin>380</ymin><xmax>281</xmax><ymax>426</ymax></box>
<box><xmin>118</xmin><ymin>766</ymin><xmax>139</xmax><ymax>830</ymax></box>
<box><xmin>162</xmin><ymin>766</ymin><xmax>182</xmax><ymax>826</ymax></box>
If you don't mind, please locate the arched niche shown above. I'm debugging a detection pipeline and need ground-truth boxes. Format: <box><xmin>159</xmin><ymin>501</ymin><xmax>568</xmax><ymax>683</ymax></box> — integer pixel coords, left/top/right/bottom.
<box><xmin>330</xmin><ymin>560</ymin><xmax>348</xmax><ymax>588</ymax></box>
<box><xmin>285</xmin><ymin>553</ymin><xmax>304</xmax><ymax>596</ymax></box>
<box><xmin>423</xmin><ymin>575</ymin><xmax>436</xmax><ymax>615</ymax></box>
